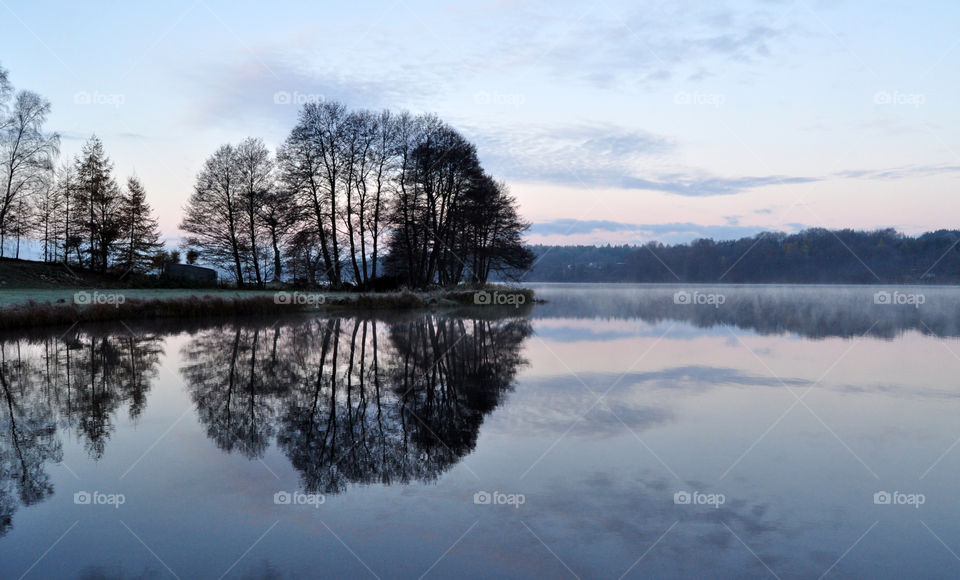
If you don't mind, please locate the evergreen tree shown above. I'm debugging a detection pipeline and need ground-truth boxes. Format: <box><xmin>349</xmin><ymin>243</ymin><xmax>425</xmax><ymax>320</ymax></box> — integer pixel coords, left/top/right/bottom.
<box><xmin>74</xmin><ymin>136</ymin><xmax>121</xmax><ymax>271</ymax></box>
<box><xmin>115</xmin><ymin>175</ymin><xmax>162</xmax><ymax>274</ymax></box>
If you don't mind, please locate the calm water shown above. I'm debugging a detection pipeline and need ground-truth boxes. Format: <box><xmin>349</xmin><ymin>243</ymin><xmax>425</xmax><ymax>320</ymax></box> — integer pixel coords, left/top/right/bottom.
<box><xmin>2</xmin><ymin>284</ymin><xmax>960</xmax><ymax>579</ymax></box>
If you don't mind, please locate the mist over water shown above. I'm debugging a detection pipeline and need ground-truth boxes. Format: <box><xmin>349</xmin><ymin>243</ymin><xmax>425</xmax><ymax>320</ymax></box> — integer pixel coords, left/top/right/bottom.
<box><xmin>1</xmin><ymin>285</ymin><xmax>959</xmax><ymax>578</ymax></box>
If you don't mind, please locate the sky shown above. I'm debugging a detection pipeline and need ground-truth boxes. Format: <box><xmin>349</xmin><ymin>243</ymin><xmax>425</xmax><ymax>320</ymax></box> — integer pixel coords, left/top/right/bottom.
<box><xmin>2</xmin><ymin>0</ymin><xmax>959</xmax><ymax>246</ymax></box>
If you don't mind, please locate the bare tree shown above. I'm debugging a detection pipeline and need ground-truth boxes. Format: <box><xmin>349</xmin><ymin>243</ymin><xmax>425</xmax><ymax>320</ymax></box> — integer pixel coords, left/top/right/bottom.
<box><xmin>365</xmin><ymin>109</ymin><xmax>398</xmax><ymax>282</ymax></box>
<box><xmin>235</xmin><ymin>138</ymin><xmax>273</xmax><ymax>288</ymax></box>
<box><xmin>341</xmin><ymin>110</ymin><xmax>376</xmax><ymax>285</ymax></box>
<box><xmin>0</xmin><ymin>64</ymin><xmax>11</xmax><ymax>133</ymax></box>
<box><xmin>181</xmin><ymin>145</ymin><xmax>248</xmax><ymax>285</ymax></box>
<box><xmin>31</xmin><ymin>169</ymin><xmax>61</xmax><ymax>262</ymax></box>
<box><xmin>0</xmin><ymin>91</ymin><xmax>59</xmax><ymax>257</ymax></box>
<box><xmin>278</xmin><ymin>102</ymin><xmax>349</xmax><ymax>287</ymax></box>
<box><xmin>259</xmin><ymin>178</ymin><xmax>300</xmax><ymax>283</ymax></box>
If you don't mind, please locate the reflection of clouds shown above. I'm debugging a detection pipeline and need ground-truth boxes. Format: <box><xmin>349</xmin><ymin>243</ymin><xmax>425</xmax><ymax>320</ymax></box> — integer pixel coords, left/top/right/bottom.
<box><xmin>494</xmin><ymin>366</ymin><xmax>809</xmax><ymax>438</ymax></box>
<box><xmin>478</xmin><ymin>469</ymin><xmax>826</xmax><ymax>579</ymax></box>
<box><xmin>525</xmin><ymin>365</ymin><xmax>810</xmax><ymax>393</ymax></box>
<box><xmin>534</xmin><ymin>325</ymin><xmax>641</xmax><ymax>343</ymax></box>
<box><xmin>836</xmin><ymin>382</ymin><xmax>960</xmax><ymax>401</ymax></box>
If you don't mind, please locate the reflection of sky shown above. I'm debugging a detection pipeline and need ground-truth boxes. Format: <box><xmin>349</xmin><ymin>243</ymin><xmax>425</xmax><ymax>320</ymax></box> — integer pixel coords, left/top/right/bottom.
<box><xmin>490</xmin><ymin>300</ymin><xmax>960</xmax><ymax>577</ymax></box>
<box><xmin>5</xmin><ymin>290</ymin><xmax>960</xmax><ymax>577</ymax></box>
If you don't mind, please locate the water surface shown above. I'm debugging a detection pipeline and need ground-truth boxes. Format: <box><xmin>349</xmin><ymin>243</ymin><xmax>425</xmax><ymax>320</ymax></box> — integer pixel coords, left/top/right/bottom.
<box><xmin>2</xmin><ymin>284</ymin><xmax>960</xmax><ymax>578</ymax></box>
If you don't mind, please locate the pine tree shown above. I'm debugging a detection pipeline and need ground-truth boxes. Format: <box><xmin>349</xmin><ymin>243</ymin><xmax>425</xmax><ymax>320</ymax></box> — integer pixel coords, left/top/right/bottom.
<box><xmin>74</xmin><ymin>135</ymin><xmax>121</xmax><ymax>271</ymax></box>
<box><xmin>115</xmin><ymin>175</ymin><xmax>162</xmax><ymax>274</ymax></box>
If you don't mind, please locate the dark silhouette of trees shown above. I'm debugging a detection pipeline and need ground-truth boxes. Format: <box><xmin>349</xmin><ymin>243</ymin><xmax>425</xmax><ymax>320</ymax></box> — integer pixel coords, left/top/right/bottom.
<box><xmin>181</xmin><ymin>144</ymin><xmax>248</xmax><ymax>285</ymax></box>
<box><xmin>115</xmin><ymin>176</ymin><xmax>163</xmax><ymax>274</ymax></box>
<box><xmin>1</xmin><ymin>60</ymin><xmax>531</xmax><ymax>288</ymax></box>
<box><xmin>273</xmin><ymin>102</ymin><xmax>532</xmax><ymax>288</ymax></box>
<box><xmin>0</xmin><ymin>62</ymin><xmax>164</xmax><ymax>270</ymax></box>
<box><xmin>526</xmin><ymin>228</ymin><xmax>960</xmax><ymax>284</ymax></box>
<box><xmin>235</xmin><ymin>137</ymin><xmax>273</xmax><ymax>288</ymax></box>
<box><xmin>74</xmin><ymin>136</ymin><xmax>122</xmax><ymax>272</ymax></box>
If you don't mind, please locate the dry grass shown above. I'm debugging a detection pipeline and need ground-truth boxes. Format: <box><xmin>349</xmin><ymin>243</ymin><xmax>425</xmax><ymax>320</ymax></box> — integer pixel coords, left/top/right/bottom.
<box><xmin>0</xmin><ymin>295</ymin><xmax>293</xmax><ymax>330</ymax></box>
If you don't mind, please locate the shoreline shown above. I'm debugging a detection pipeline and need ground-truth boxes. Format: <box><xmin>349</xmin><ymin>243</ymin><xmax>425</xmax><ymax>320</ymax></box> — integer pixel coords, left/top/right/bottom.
<box><xmin>0</xmin><ymin>287</ymin><xmax>536</xmax><ymax>331</ymax></box>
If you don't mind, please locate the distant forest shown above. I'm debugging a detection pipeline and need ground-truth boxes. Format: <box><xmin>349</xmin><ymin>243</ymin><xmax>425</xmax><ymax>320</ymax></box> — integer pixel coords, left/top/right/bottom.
<box><xmin>526</xmin><ymin>229</ymin><xmax>960</xmax><ymax>284</ymax></box>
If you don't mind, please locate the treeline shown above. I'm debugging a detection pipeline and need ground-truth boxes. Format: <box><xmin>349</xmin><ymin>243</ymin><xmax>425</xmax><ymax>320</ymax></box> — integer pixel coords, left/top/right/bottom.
<box><xmin>2</xmin><ymin>60</ymin><xmax>533</xmax><ymax>288</ymax></box>
<box><xmin>527</xmin><ymin>228</ymin><xmax>960</xmax><ymax>283</ymax></box>
<box><xmin>181</xmin><ymin>102</ymin><xmax>532</xmax><ymax>289</ymax></box>
<box><xmin>0</xmin><ymin>63</ymin><xmax>168</xmax><ymax>273</ymax></box>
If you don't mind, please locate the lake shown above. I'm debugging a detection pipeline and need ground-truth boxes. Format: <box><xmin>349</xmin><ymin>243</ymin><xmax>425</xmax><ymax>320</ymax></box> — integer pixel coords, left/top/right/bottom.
<box><xmin>2</xmin><ymin>284</ymin><xmax>960</xmax><ymax>579</ymax></box>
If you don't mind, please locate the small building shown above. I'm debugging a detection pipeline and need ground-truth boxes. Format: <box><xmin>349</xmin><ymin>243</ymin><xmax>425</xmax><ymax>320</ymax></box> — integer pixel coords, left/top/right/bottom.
<box><xmin>162</xmin><ymin>263</ymin><xmax>218</xmax><ymax>284</ymax></box>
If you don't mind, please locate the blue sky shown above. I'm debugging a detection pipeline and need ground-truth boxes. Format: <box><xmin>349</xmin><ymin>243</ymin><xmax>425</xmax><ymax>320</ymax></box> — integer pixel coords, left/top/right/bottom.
<box><xmin>3</xmin><ymin>0</ymin><xmax>959</xmax><ymax>245</ymax></box>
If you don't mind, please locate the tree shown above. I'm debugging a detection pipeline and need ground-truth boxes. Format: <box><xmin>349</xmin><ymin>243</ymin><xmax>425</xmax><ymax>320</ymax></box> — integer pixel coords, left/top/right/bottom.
<box><xmin>235</xmin><ymin>137</ymin><xmax>273</xmax><ymax>288</ymax></box>
<box><xmin>0</xmin><ymin>64</ymin><xmax>11</xmax><ymax>125</ymax></box>
<box><xmin>74</xmin><ymin>136</ymin><xmax>121</xmax><ymax>271</ymax></box>
<box><xmin>386</xmin><ymin>118</ymin><xmax>486</xmax><ymax>287</ymax></box>
<box><xmin>149</xmin><ymin>249</ymin><xmax>180</xmax><ymax>274</ymax></box>
<box><xmin>31</xmin><ymin>168</ymin><xmax>62</xmax><ymax>262</ymax></box>
<box><xmin>365</xmin><ymin>109</ymin><xmax>398</xmax><ymax>282</ymax></box>
<box><xmin>181</xmin><ymin>145</ymin><xmax>248</xmax><ymax>285</ymax></box>
<box><xmin>54</xmin><ymin>163</ymin><xmax>84</xmax><ymax>265</ymax></box>
<box><xmin>0</xmin><ymin>91</ymin><xmax>59</xmax><ymax>257</ymax></box>
<box><xmin>115</xmin><ymin>176</ymin><xmax>162</xmax><ymax>274</ymax></box>
<box><xmin>259</xmin><ymin>182</ymin><xmax>299</xmax><ymax>282</ymax></box>
<box><xmin>340</xmin><ymin>110</ymin><xmax>376</xmax><ymax>285</ymax></box>
<box><xmin>278</xmin><ymin>102</ymin><xmax>348</xmax><ymax>287</ymax></box>
<box><xmin>220</xmin><ymin>102</ymin><xmax>534</xmax><ymax>288</ymax></box>
<box><xmin>460</xmin><ymin>176</ymin><xmax>533</xmax><ymax>283</ymax></box>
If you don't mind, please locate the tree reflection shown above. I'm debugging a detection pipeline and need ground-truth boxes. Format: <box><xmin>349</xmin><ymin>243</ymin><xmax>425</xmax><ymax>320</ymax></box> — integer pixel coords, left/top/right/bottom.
<box><xmin>0</xmin><ymin>330</ymin><xmax>161</xmax><ymax>536</ymax></box>
<box><xmin>181</xmin><ymin>314</ymin><xmax>532</xmax><ymax>494</ymax></box>
<box><xmin>0</xmin><ymin>313</ymin><xmax>529</xmax><ymax>536</ymax></box>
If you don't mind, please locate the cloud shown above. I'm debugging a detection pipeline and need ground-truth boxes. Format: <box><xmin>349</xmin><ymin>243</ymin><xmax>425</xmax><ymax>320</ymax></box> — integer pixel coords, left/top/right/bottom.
<box><xmin>469</xmin><ymin>122</ymin><xmax>672</xmax><ymax>169</ymax></box>
<box><xmin>835</xmin><ymin>164</ymin><xmax>960</xmax><ymax>180</ymax></box>
<box><xmin>526</xmin><ymin>219</ymin><xmax>810</xmax><ymax>245</ymax></box>
<box><xmin>469</xmin><ymin>122</ymin><xmax>818</xmax><ymax>196</ymax></box>
<box><xmin>181</xmin><ymin>57</ymin><xmax>436</xmax><ymax>132</ymax></box>
<box><xmin>495</xmin><ymin>364</ymin><xmax>809</xmax><ymax>438</ymax></box>
<box><xmin>617</xmin><ymin>173</ymin><xmax>818</xmax><ymax>196</ymax></box>
<box><xmin>499</xmin><ymin>2</ymin><xmax>797</xmax><ymax>88</ymax></box>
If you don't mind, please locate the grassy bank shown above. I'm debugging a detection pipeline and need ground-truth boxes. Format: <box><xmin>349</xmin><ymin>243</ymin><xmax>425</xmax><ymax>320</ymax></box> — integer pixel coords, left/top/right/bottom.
<box><xmin>0</xmin><ymin>287</ymin><xmax>536</xmax><ymax>330</ymax></box>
